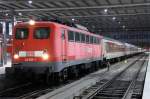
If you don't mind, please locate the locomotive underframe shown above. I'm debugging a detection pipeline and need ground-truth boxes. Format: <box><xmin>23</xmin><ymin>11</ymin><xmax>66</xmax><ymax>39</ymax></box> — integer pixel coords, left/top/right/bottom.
<box><xmin>11</xmin><ymin>57</ymin><xmax>103</xmax><ymax>74</ymax></box>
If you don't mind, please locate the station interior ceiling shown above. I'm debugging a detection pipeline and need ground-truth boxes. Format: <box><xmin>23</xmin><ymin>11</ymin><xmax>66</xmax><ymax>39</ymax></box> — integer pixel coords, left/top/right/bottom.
<box><xmin>0</xmin><ymin>0</ymin><xmax>150</xmax><ymax>48</ymax></box>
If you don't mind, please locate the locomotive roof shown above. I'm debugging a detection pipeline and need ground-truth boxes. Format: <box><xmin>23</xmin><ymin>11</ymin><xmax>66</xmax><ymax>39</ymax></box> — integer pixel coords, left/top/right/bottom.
<box><xmin>15</xmin><ymin>21</ymin><xmax>103</xmax><ymax>38</ymax></box>
<box><xmin>15</xmin><ymin>21</ymin><xmax>56</xmax><ymax>26</ymax></box>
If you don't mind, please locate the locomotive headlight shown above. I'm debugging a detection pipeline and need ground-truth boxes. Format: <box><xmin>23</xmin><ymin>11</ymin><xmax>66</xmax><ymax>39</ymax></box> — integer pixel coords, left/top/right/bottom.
<box><xmin>42</xmin><ymin>53</ymin><xmax>49</xmax><ymax>60</ymax></box>
<box><xmin>29</xmin><ymin>19</ymin><xmax>35</xmax><ymax>25</ymax></box>
<box><xmin>14</xmin><ymin>54</ymin><xmax>19</xmax><ymax>59</ymax></box>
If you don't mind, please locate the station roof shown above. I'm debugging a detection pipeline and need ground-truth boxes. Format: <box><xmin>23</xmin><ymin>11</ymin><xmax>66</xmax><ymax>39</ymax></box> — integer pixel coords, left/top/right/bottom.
<box><xmin>0</xmin><ymin>0</ymin><xmax>149</xmax><ymax>32</ymax></box>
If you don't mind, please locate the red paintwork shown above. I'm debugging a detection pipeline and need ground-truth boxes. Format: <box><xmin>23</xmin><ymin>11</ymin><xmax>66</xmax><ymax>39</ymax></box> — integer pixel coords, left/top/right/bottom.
<box><xmin>12</xmin><ymin>22</ymin><xmax>103</xmax><ymax>64</ymax></box>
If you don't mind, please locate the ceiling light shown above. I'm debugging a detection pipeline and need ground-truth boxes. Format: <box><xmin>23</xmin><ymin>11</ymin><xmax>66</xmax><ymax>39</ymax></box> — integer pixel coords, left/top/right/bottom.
<box><xmin>123</xmin><ymin>25</ymin><xmax>126</xmax><ymax>29</ymax></box>
<box><xmin>5</xmin><ymin>13</ymin><xmax>8</xmax><ymax>16</ymax></box>
<box><xmin>28</xmin><ymin>0</ymin><xmax>32</xmax><ymax>4</ymax></box>
<box><xmin>112</xmin><ymin>17</ymin><xmax>116</xmax><ymax>20</ymax></box>
<box><xmin>104</xmin><ymin>9</ymin><xmax>108</xmax><ymax>13</ymax></box>
<box><xmin>18</xmin><ymin>12</ymin><xmax>22</xmax><ymax>16</ymax></box>
<box><xmin>118</xmin><ymin>21</ymin><xmax>121</xmax><ymax>24</ymax></box>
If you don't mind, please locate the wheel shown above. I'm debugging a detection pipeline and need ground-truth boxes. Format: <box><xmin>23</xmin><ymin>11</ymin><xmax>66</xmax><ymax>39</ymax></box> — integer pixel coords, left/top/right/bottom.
<box><xmin>46</xmin><ymin>72</ymin><xmax>52</xmax><ymax>85</ymax></box>
<box><xmin>68</xmin><ymin>66</ymin><xmax>79</xmax><ymax>79</ymax></box>
<box><xmin>60</xmin><ymin>69</ymin><xmax>68</xmax><ymax>83</ymax></box>
<box><xmin>5</xmin><ymin>67</ymin><xmax>15</xmax><ymax>78</ymax></box>
<box><xmin>79</xmin><ymin>64</ymin><xmax>86</xmax><ymax>77</ymax></box>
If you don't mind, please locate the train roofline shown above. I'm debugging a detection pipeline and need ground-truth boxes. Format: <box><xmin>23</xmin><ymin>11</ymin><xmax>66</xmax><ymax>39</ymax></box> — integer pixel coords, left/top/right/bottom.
<box><xmin>14</xmin><ymin>21</ymin><xmax>103</xmax><ymax>38</ymax></box>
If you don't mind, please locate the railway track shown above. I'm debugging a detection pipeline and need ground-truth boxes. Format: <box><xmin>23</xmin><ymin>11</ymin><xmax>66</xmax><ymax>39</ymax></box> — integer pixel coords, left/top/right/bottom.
<box><xmin>16</xmin><ymin>88</ymin><xmax>55</xmax><ymax>99</ymax></box>
<box><xmin>74</xmin><ymin>55</ymin><xmax>147</xmax><ymax>99</ymax></box>
<box><xmin>0</xmin><ymin>70</ymin><xmax>103</xmax><ymax>98</ymax></box>
<box><xmin>0</xmin><ymin>82</ymin><xmax>47</xmax><ymax>98</ymax></box>
<box><xmin>17</xmin><ymin>72</ymin><xmax>109</xmax><ymax>99</ymax></box>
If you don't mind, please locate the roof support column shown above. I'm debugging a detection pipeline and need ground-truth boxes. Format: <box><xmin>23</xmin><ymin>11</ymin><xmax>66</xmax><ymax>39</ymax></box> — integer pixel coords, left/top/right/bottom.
<box><xmin>2</xmin><ymin>22</ymin><xmax>7</xmax><ymax>65</ymax></box>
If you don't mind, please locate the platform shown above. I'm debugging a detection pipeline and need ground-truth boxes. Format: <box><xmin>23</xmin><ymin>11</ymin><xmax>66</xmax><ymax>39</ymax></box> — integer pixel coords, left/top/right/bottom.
<box><xmin>0</xmin><ymin>57</ymin><xmax>11</xmax><ymax>74</ymax></box>
<box><xmin>142</xmin><ymin>54</ymin><xmax>150</xmax><ymax>99</ymax></box>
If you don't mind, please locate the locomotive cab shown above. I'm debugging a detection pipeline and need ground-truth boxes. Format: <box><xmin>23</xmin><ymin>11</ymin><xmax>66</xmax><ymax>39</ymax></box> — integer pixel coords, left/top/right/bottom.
<box><xmin>11</xmin><ymin>22</ymin><xmax>57</xmax><ymax>74</ymax></box>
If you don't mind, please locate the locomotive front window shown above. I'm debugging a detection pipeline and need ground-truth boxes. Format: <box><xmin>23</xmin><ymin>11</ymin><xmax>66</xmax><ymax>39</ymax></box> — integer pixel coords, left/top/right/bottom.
<box><xmin>15</xmin><ymin>28</ymin><xmax>28</xmax><ymax>39</ymax></box>
<box><xmin>34</xmin><ymin>27</ymin><xmax>50</xmax><ymax>39</ymax></box>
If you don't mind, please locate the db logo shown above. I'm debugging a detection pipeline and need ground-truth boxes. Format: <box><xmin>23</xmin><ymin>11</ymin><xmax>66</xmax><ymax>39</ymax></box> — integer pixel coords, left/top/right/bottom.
<box><xmin>25</xmin><ymin>58</ymin><xmax>34</xmax><ymax>62</ymax></box>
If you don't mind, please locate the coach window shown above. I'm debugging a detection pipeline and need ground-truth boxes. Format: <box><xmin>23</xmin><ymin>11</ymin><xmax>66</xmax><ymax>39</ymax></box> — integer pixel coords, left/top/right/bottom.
<box><xmin>86</xmin><ymin>35</ymin><xmax>89</xmax><ymax>43</ymax></box>
<box><xmin>97</xmin><ymin>38</ymin><xmax>100</xmax><ymax>44</ymax></box>
<box><xmin>68</xmin><ymin>31</ymin><xmax>74</xmax><ymax>41</ymax></box>
<box><xmin>34</xmin><ymin>27</ymin><xmax>50</xmax><ymax>39</ymax></box>
<box><xmin>81</xmin><ymin>33</ymin><xmax>85</xmax><ymax>43</ymax></box>
<box><xmin>15</xmin><ymin>28</ymin><xmax>29</xmax><ymax>39</ymax></box>
<box><xmin>75</xmin><ymin>32</ymin><xmax>81</xmax><ymax>42</ymax></box>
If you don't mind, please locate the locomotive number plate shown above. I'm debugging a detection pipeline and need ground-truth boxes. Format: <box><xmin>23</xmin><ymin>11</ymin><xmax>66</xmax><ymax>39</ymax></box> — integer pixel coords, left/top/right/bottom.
<box><xmin>25</xmin><ymin>58</ymin><xmax>34</xmax><ymax>62</ymax></box>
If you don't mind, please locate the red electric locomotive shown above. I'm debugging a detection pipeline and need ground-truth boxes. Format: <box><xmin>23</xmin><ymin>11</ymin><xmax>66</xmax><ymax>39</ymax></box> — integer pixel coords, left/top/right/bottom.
<box><xmin>7</xmin><ymin>20</ymin><xmax>104</xmax><ymax>81</ymax></box>
<box><xmin>6</xmin><ymin>20</ymin><xmax>144</xmax><ymax>82</ymax></box>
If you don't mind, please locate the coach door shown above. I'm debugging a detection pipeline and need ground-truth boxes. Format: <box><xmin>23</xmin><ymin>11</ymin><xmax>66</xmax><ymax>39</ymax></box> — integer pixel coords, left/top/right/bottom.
<box><xmin>61</xmin><ymin>29</ymin><xmax>67</xmax><ymax>62</ymax></box>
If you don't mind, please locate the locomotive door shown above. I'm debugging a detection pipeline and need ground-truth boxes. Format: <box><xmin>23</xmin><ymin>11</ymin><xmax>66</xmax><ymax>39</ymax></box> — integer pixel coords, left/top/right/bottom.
<box><xmin>61</xmin><ymin>29</ymin><xmax>67</xmax><ymax>62</ymax></box>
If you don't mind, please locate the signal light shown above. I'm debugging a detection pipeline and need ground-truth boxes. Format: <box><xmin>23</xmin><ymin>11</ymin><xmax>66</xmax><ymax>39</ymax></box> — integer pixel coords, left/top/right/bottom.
<box><xmin>14</xmin><ymin>54</ymin><xmax>19</xmax><ymax>59</ymax></box>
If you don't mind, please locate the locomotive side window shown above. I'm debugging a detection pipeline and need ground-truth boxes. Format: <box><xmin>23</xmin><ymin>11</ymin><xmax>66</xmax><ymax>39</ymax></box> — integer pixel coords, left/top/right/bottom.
<box><xmin>81</xmin><ymin>33</ymin><xmax>85</xmax><ymax>43</ymax></box>
<box><xmin>61</xmin><ymin>30</ymin><xmax>65</xmax><ymax>40</ymax></box>
<box><xmin>75</xmin><ymin>32</ymin><xmax>80</xmax><ymax>42</ymax></box>
<box><xmin>34</xmin><ymin>27</ymin><xmax>50</xmax><ymax>39</ymax></box>
<box><xmin>90</xmin><ymin>36</ymin><xmax>93</xmax><ymax>44</ymax></box>
<box><xmin>15</xmin><ymin>28</ymin><xmax>28</xmax><ymax>39</ymax></box>
<box><xmin>93</xmin><ymin>37</ymin><xmax>96</xmax><ymax>44</ymax></box>
<box><xmin>86</xmin><ymin>35</ymin><xmax>89</xmax><ymax>43</ymax></box>
<box><xmin>68</xmin><ymin>31</ymin><xmax>74</xmax><ymax>41</ymax></box>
